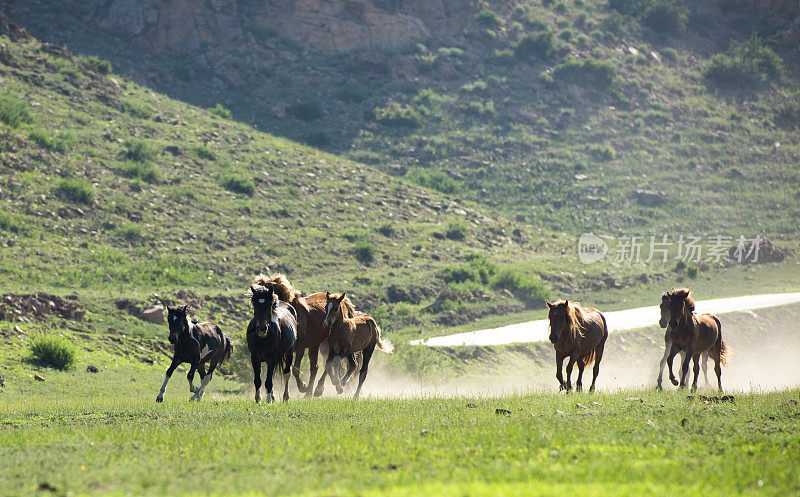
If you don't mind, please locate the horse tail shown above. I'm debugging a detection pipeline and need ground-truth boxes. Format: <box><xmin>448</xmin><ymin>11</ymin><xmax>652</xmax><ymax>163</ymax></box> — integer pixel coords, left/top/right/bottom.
<box><xmin>713</xmin><ymin>316</ymin><xmax>728</xmax><ymax>366</ymax></box>
<box><xmin>374</xmin><ymin>322</ymin><xmax>394</xmax><ymax>353</ymax></box>
<box><xmin>220</xmin><ymin>334</ymin><xmax>232</xmax><ymax>367</ymax></box>
<box><xmin>581</xmin><ymin>350</ymin><xmax>596</xmax><ymax>366</ymax></box>
<box><xmin>600</xmin><ymin>312</ymin><xmax>609</xmax><ymax>337</ymax></box>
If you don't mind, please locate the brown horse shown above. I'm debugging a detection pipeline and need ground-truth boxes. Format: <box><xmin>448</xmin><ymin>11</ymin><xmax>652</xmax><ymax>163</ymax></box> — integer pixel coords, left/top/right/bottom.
<box><xmin>546</xmin><ymin>299</ymin><xmax>607</xmax><ymax>392</ymax></box>
<box><xmin>665</xmin><ymin>288</ymin><xmax>728</xmax><ymax>391</ymax></box>
<box><xmin>657</xmin><ymin>292</ymin><xmax>709</xmax><ymax>390</ymax></box>
<box><xmin>252</xmin><ymin>274</ymin><xmax>359</xmax><ymax>397</ymax></box>
<box><xmin>323</xmin><ymin>292</ymin><xmax>393</xmax><ymax>399</ymax></box>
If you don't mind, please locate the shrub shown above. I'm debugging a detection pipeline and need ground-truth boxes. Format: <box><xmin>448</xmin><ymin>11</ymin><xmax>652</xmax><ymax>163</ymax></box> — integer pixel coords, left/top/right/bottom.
<box><xmin>642</xmin><ymin>1</ymin><xmax>688</xmax><ymax>33</ymax></box>
<box><xmin>303</xmin><ymin>131</ymin><xmax>331</xmax><ymax>147</ymax></box>
<box><xmin>371</xmin><ymin>102</ymin><xmax>424</xmax><ymax>128</ymax></box>
<box><xmin>514</xmin><ymin>31</ymin><xmax>554</xmax><ymax>60</ymax></box>
<box><xmin>30</xmin><ymin>334</ymin><xmax>77</xmax><ymax>370</ymax></box>
<box><xmin>553</xmin><ymin>56</ymin><xmax>616</xmax><ymax>90</ymax></box>
<box><xmin>287</xmin><ymin>101</ymin><xmax>324</xmax><ymax>121</ymax></box>
<box><xmin>121</xmin><ymin>98</ymin><xmax>151</xmax><ymax>119</ymax></box>
<box><xmin>406</xmin><ymin>169</ymin><xmax>460</xmax><ymax>194</ymax></box>
<box><xmin>220</xmin><ymin>172</ymin><xmax>255</xmax><ymax>195</ymax></box>
<box><xmin>120</xmin><ymin>160</ymin><xmax>160</xmax><ymax>183</ymax></box>
<box><xmin>53</xmin><ymin>178</ymin><xmax>94</xmax><ymax>205</ymax></box>
<box><xmin>776</xmin><ymin>101</ymin><xmax>800</xmax><ymax>129</ymax></box>
<box><xmin>705</xmin><ymin>35</ymin><xmax>783</xmax><ymax>89</ymax></box>
<box><xmin>353</xmin><ymin>240</ymin><xmax>374</xmax><ymax>263</ymax></box>
<box><xmin>377</xmin><ymin>223</ymin><xmax>396</xmax><ymax>237</ymax></box>
<box><xmin>445</xmin><ymin>221</ymin><xmax>468</xmax><ymax>241</ymax></box>
<box><xmin>209</xmin><ymin>103</ymin><xmax>232</xmax><ymax>119</ymax></box>
<box><xmin>124</xmin><ymin>138</ymin><xmax>156</xmax><ymax>163</ymax></box>
<box><xmin>442</xmin><ymin>265</ymin><xmax>478</xmax><ymax>284</ymax></box>
<box><xmin>490</xmin><ymin>267</ymin><xmax>550</xmax><ymax>305</ymax></box>
<box><xmin>117</xmin><ymin>222</ymin><xmax>145</xmax><ymax>243</ymax></box>
<box><xmin>686</xmin><ymin>265</ymin><xmax>699</xmax><ymax>279</ymax></box>
<box><xmin>589</xmin><ymin>143</ymin><xmax>616</xmax><ymax>161</ymax></box>
<box><xmin>84</xmin><ymin>55</ymin><xmax>112</xmax><ymax>74</ymax></box>
<box><xmin>475</xmin><ymin>8</ymin><xmax>501</xmax><ymax>27</ymax></box>
<box><xmin>195</xmin><ymin>145</ymin><xmax>216</xmax><ymax>161</ymax></box>
<box><xmin>0</xmin><ymin>94</ymin><xmax>32</xmax><ymax>128</ymax></box>
<box><xmin>661</xmin><ymin>47</ymin><xmax>679</xmax><ymax>63</ymax></box>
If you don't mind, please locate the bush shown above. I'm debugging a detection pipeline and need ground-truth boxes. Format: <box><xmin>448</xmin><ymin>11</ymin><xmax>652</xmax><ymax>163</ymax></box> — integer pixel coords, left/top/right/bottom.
<box><xmin>514</xmin><ymin>31</ymin><xmax>554</xmax><ymax>60</ymax></box>
<box><xmin>209</xmin><ymin>103</ymin><xmax>232</xmax><ymax>119</ymax></box>
<box><xmin>84</xmin><ymin>55</ymin><xmax>112</xmax><ymax>74</ymax></box>
<box><xmin>303</xmin><ymin>131</ymin><xmax>331</xmax><ymax>147</ymax></box>
<box><xmin>120</xmin><ymin>98</ymin><xmax>150</xmax><ymax>119</ymax></box>
<box><xmin>553</xmin><ymin>56</ymin><xmax>616</xmax><ymax>90</ymax></box>
<box><xmin>117</xmin><ymin>222</ymin><xmax>145</xmax><ymax>243</ymax></box>
<box><xmin>29</xmin><ymin>128</ymin><xmax>78</xmax><ymax>153</ymax></box>
<box><xmin>642</xmin><ymin>1</ymin><xmax>688</xmax><ymax>33</ymax></box>
<box><xmin>406</xmin><ymin>169</ymin><xmax>460</xmax><ymax>194</ymax></box>
<box><xmin>195</xmin><ymin>145</ymin><xmax>216</xmax><ymax>161</ymax></box>
<box><xmin>490</xmin><ymin>267</ymin><xmax>550</xmax><ymax>305</ymax></box>
<box><xmin>353</xmin><ymin>240</ymin><xmax>374</xmax><ymax>263</ymax></box>
<box><xmin>589</xmin><ymin>143</ymin><xmax>616</xmax><ymax>161</ymax></box>
<box><xmin>124</xmin><ymin>138</ymin><xmax>156</xmax><ymax>163</ymax></box>
<box><xmin>120</xmin><ymin>160</ymin><xmax>160</xmax><ymax>183</ymax></box>
<box><xmin>287</xmin><ymin>101</ymin><xmax>324</xmax><ymax>121</ymax></box>
<box><xmin>371</xmin><ymin>102</ymin><xmax>424</xmax><ymax>128</ymax></box>
<box><xmin>661</xmin><ymin>47</ymin><xmax>679</xmax><ymax>63</ymax></box>
<box><xmin>0</xmin><ymin>94</ymin><xmax>32</xmax><ymax>128</ymax></box>
<box><xmin>377</xmin><ymin>223</ymin><xmax>396</xmax><ymax>237</ymax></box>
<box><xmin>53</xmin><ymin>178</ymin><xmax>94</xmax><ymax>205</ymax></box>
<box><xmin>220</xmin><ymin>172</ymin><xmax>255</xmax><ymax>195</ymax></box>
<box><xmin>30</xmin><ymin>334</ymin><xmax>77</xmax><ymax>370</ymax></box>
<box><xmin>475</xmin><ymin>8</ymin><xmax>501</xmax><ymax>27</ymax></box>
<box><xmin>705</xmin><ymin>35</ymin><xmax>783</xmax><ymax>90</ymax></box>
<box><xmin>445</xmin><ymin>221</ymin><xmax>468</xmax><ymax>241</ymax></box>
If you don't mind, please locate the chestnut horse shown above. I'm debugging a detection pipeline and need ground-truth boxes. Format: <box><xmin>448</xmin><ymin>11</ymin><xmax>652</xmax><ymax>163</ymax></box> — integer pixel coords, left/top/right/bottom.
<box><xmin>156</xmin><ymin>305</ymin><xmax>232</xmax><ymax>402</ymax></box>
<box><xmin>665</xmin><ymin>288</ymin><xmax>728</xmax><ymax>391</ymax></box>
<box><xmin>323</xmin><ymin>292</ymin><xmax>393</xmax><ymax>399</ymax></box>
<box><xmin>252</xmin><ymin>274</ymin><xmax>358</xmax><ymax>397</ymax></box>
<box><xmin>546</xmin><ymin>299</ymin><xmax>607</xmax><ymax>392</ymax></box>
<box><xmin>656</xmin><ymin>291</ymin><xmax>709</xmax><ymax>390</ymax></box>
<box><xmin>247</xmin><ymin>285</ymin><xmax>297</xmax><ymax>403</ymax></box>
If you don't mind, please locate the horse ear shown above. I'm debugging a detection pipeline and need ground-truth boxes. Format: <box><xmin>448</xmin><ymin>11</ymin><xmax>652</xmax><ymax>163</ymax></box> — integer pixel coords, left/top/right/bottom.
<box><xmin>181</xmin><ymin>304</ymin><xmax>188</xmax><ymax>313</ymax></box>
<box><xmin>250</xmin><ymin>285</ymin><xmax>257</xmax><ymax>294</ymax></box>
<box><xmin>340</xmin><ymin>292</ymin><xmax>347</xmax><ymax>301</ymax></box>
<box><xmin>326</xmin><ymin>291</ymin><xmax>330</xmax><ymax>299</ymax></box>
<box><xmin>545</xmin><ymin>301</ymin><xmax>552</xmax><ymax>309</ymax></box>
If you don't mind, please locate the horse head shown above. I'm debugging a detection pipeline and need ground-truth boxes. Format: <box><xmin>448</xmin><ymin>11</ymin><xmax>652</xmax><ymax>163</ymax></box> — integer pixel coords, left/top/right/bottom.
<box><xmin>659</xmin><ymin>292</ymin><xmax>670</xmax><ymax>328</ymax></box>
<box><xmin>546</xmin><ymin>300</ymin><xmax>570</xmax><ymax>344</ymax></box>
<box><xmin>323</xmin><ymin>292</ymin><xmax>346</xmax><ymax>330</ymax></box>
<box><xmin>668</xmin><ymin>288</ymin><xmax>692</xmax><ymax>329</ymax></box>
<box><xmin>166</xmin><ymin>304</ymin><xmax>190</xmax><ymax>344</ymax></box>
<box><xmin>250</xmin><ymin>285</ymin><xmax>274</xmax><ymax>337</ymax></box>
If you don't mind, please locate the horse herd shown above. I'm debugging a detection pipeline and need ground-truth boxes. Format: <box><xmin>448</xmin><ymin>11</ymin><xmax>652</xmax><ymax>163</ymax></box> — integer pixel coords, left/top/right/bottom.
<box><xmin>155</xmin><ymin>275</ymin><xmax>727</xmax><ymax>403</ymax></box>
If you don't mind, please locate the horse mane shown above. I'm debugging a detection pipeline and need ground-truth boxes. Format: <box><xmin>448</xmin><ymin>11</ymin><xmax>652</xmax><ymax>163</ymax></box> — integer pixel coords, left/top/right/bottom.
<box><xmin>252</xmin><ymin>273</ymin><xmax>303</xmax><ymax>302</ymax></box>
<box><xmin>553</xmin><ymin>299</ymin><xmax>586</xmax><ymax>339</ymax></box>
<box><xmin>668</xmin><ymin>287</ymin><xmax>695</xmax><ymax>311</ymax></box>
<box><xmin>328</xmin><ymin>292</ymin><xmax>358</xmax><ymax>318</ymax></box>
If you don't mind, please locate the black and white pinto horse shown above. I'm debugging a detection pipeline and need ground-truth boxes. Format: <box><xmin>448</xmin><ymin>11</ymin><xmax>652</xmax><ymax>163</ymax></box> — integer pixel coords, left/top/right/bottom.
<box><xmin>247</xmin><ymin>286</ymin><xmax>297</xmax><ymax>403</ymax></box>
<box><xmin>156</xmin><ymin>305</ymin><xmax>232</xmax><ymax>402</ymax></box>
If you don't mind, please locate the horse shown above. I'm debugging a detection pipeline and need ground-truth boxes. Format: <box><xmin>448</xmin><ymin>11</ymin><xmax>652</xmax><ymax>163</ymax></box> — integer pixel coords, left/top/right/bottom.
<box><xmin>156</xmin><ymin>304</ymin><xmax>232</xmax><ymax>402</ymax></box>
<box><xmin>247</xmin><ymin>285</ymin><xmax>297</xmax><ymax>403</ymax></box>
<box><xmin>322</xmin><ymin>292</ymin><xmax>393</xmax><ymax>399</ymax></box>
<box><xmin>665</xmin><ymin>288</ymin><xmax>727</xmax><ymax>391</ymax></box>
<box><xmin>656</xmin><ymin>291</ymin><xmax>709</xmax><ymax>390</ymax></box>
<box><xmin>546</xmin><ymin>299</ymin><xmax>608</xmax><ymax>392</ymax></box>
<box><xmin>252</xmin><ymin>274</ymin><xmax>359</xmax><ymax>397</ymax></box>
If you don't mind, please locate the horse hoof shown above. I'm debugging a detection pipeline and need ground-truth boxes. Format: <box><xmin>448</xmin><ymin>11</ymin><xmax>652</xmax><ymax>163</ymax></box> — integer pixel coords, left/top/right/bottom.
<box><xmin>283</xmin><ymin>393</ymin><xmax>289</xmax><ymax>402</ymax></box>
<box><xmin>156</xmin><ymin>396</ymin><xmax>163</xmax><ymax>403</ymax></box>
<box><xmin>656</xmin><ymin>384</ymin><xmax>663</xmax><ymax>391</ymax></box>
<box><xmin>335</xmin><ymin>386</ymin><xmax>344</xmax><ymax>395</ymax></box>
<box><xmin>670</xmin><ymin>379</ymin><xmax>679</xmax><ymax>386</ymax></box>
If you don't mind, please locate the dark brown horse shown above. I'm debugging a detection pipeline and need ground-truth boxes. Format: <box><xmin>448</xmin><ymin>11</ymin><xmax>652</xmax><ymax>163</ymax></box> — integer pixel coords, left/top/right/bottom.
<box><xmin>323</xmin><ymin>292</ymin><xmax>393</xmax><ymax>399</ymax></box>
<box><xmin>156</xmin><ymin>305</ymin><xmax>232</xmax><ymax>402</ymax></box>
<box><xmin>247</xmin><ymin>285</ymin><xmax>297</xmax><ymax>403</ymax></box>
<box><xmin>656</xmin><ymin>291</ymin><xmax>709</xmax><ymax>390</ymax></box>
<box><xmin>252</xmin><ymin>274</ymin><xmax>358</xmax><ymax>397</ymax></box>
<box><xmin>546</xmin><ymin>299</ymin><xmax>607</xmax><ymax>392</ymax></box>
<box><xmin>665</xmin><ymin>288</ymin><xmax>728</xmax><ymax>391</ymax></box>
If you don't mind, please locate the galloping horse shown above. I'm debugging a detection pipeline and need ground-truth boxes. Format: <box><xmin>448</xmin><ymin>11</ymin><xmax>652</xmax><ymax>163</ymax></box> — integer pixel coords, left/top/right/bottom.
<box><xmin>252</xmin><ymin>274</ymin><xmax>358</xmax><ymax>397</ymax></box>
<box><xmin>156</xmin><ymin>305</ymin><xmax>232</xmax><ymax>402</ymax></box>
<box><xmin>323</xmin><ymin>292</ymin><xmax>393</xmax><ymax>399</ymax></box>
<box><xmin>656</xmin><ymin>291</ymin><xmax>709</xmax><ymax>390</ymax></box>
<box><xmin>665</xmin><ymin>288</ymin><xmax>727</xmax><ymax>391</ymax></box>
<box><xmin>247</xmin><ymin>285</ymin><xmax>297</xmax><ymax>403</ymax></box>
<box><xmin>546</xmin><ymin>299</ymin><xmax>607</xmax><ymax>392</ymax></box>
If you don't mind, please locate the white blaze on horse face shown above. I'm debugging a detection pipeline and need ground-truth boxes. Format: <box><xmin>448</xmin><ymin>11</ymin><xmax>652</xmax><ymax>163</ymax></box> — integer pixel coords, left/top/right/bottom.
<box><xmin>258</xmin><ymin>298</ymin><xmax>265</xmax><ymax>304</ymax></box>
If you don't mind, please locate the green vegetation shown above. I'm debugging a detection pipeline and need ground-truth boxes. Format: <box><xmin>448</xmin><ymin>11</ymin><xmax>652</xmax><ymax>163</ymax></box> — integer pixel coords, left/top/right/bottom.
<box><xmin>406</xmin><ymin>169</ymin><xmax>459</xmax><ymax>194</ymax></box>
<box><xmin>209</xmin><ymin>103</ymin><xmax>232</xmax><ymax>119</ymax></box>
<box><xmin>553</xmin><ymin>56</ymin><xmax>616</xmax><ymax>90</ymax></box>
<box><xmin>28</xmin><ymin>128</ymin><xmax>77</xmax><ymax>152</ymax></box>
<box><xmin>29</xmin><ymin>334</ymin><xmax>77</xmax><ymax>370</ymax></box>
<box><xmin>353</xmin><ymin>240</ymin><xmax>375</xmax><ymax>263</ymax></box>
<box><xmin>0</xmin><ymin>94</ymin><xmax>32</xmax><ymax>127</ymax></box>
<box><xmin>514</xmin><ymin>31</ymin><xmax>554</xmax><ymax>60</ymax></box>
<box><xmin>219</xmin><ymin>171</ymin><xmax>255</xmax><ymax>195</ymax></box>
<box><xmin>52</xmin><ymin>178</ymin><xmax>94</xmax><ymax>205</ymax></box>
<box><xmin>705</xmin><ymin>35</ymin><xmax>783</xmax><ymax>90</ymax></box>
<box><xmin>371</xmin><ymin>102</ymin><xmax>424</xmax><ymax>128</ymax></box>
<box><xmin>124</xmin><ymin>137</ymin><xmax>156</xmax><ymax>163</ymax></box>
<box><xmin>287</xmin><ymin>100</ymin><xmax>324</xmax><ymax>121</ymax></box>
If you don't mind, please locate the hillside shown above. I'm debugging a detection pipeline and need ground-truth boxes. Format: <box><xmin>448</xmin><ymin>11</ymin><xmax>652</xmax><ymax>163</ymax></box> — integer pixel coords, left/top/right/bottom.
<box><xmin>3</xmin><ymin>0</ymin><xmax>799</xmax><ymax>236</ymax></box>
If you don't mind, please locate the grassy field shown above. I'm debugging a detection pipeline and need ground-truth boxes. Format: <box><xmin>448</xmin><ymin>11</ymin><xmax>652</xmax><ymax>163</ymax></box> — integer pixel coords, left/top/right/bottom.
<box><xmin>1</xmin><ymin>375</ymin><xmax>798</xmax><ymax>496</ymax></box>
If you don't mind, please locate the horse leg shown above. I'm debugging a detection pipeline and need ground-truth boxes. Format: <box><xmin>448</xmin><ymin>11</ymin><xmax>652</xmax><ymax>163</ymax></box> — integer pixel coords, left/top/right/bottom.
<box><xmin>303</xmin><ymin>345</ymin><xmax>320</xmax><ymax>398</ymax></box>
<box><xmin>589</xmin><ymin>339</ymin><xmax>605</xmax><ymax>392</ymax></box>
<box><xmin>353</xmin><ymin>344</ymin><xmax>376</xmax><ymax>400</ymax></box>
<box><xmin>314</xmin><ymin>342</ymin><xmax>330</xmax><ymax>397</ymax></box>
<box><xmin>565</xmin><ymin>356</ymin><xmax>577</xmax><ymax>392</ymax></box>
<box><xmin>575</xmin><ymin>360</ymin><xmax>585</xmax><ymax>392</ymax></box>
<box><xmin>555</xmin><ymin>352</ymin><xmax>566</xmax><ymax>391</ymax></box>
<box><xmin>713</xmin><ymin>351</ymin><xmax>723</xmax><ymax>393</ymax></box>
<box><xmin>691</xmin><ymin>354</ymin><xmax>701</xmax><ymax>391</ymax></box>
<box><xmin>283</xmin><ymin>350</ymin><xmax>293</xmax><ymax>402</ymax></box>
<box><xmin>656</xmin><ymin>335</ymin><xmax>671</xmax><ymax>390</ymax></box>
<box><xmin>323</xmin><ymin>347</ymin><xmax>344</xmax><ymax>394</ymax></box>
<box><xmin>340</xmin><ymin>354</ymin><xmax>358</xmax><ymax>386</ymax></box>
<box><xmin>192</xmin><ymin>361</ymin><xmax>216</xmax><ymax>401</ymax></box>
<box><xmin>264</xmin><ymin>357</ymin><xmax>276</xmax><ymax>403</ymax></box>
<box><xmin>187</xmin><ymin>358</ymin><xmax>200</xmax><ymax>398</ymax></box>
<box><xmin>701</xmin><ymin>351</ymin><xmax>709</xmax><ymax>387</ymax></box>
<box><xmin>291</xmin><ymin>347</ymin><xmax>307</xmax><ymax>394</ymax></box>
<box><xmin>252</xmin><ymin>357</ymin><xmax>262</xmax><ymax>403</ymax></box>
<box><xmin>678</xmin><ymin>349</ymin><xmax>692</xmax><ymax>389</ymax></box>
<box><xmin>667</xmin><ymin>345</ymin><xmax>681</xmax><ymax>386</ymax></box>
<box><xmin>156</xmin><ymin>356</ymin><xmax>180</xmax><ymax>402</ymax></box>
